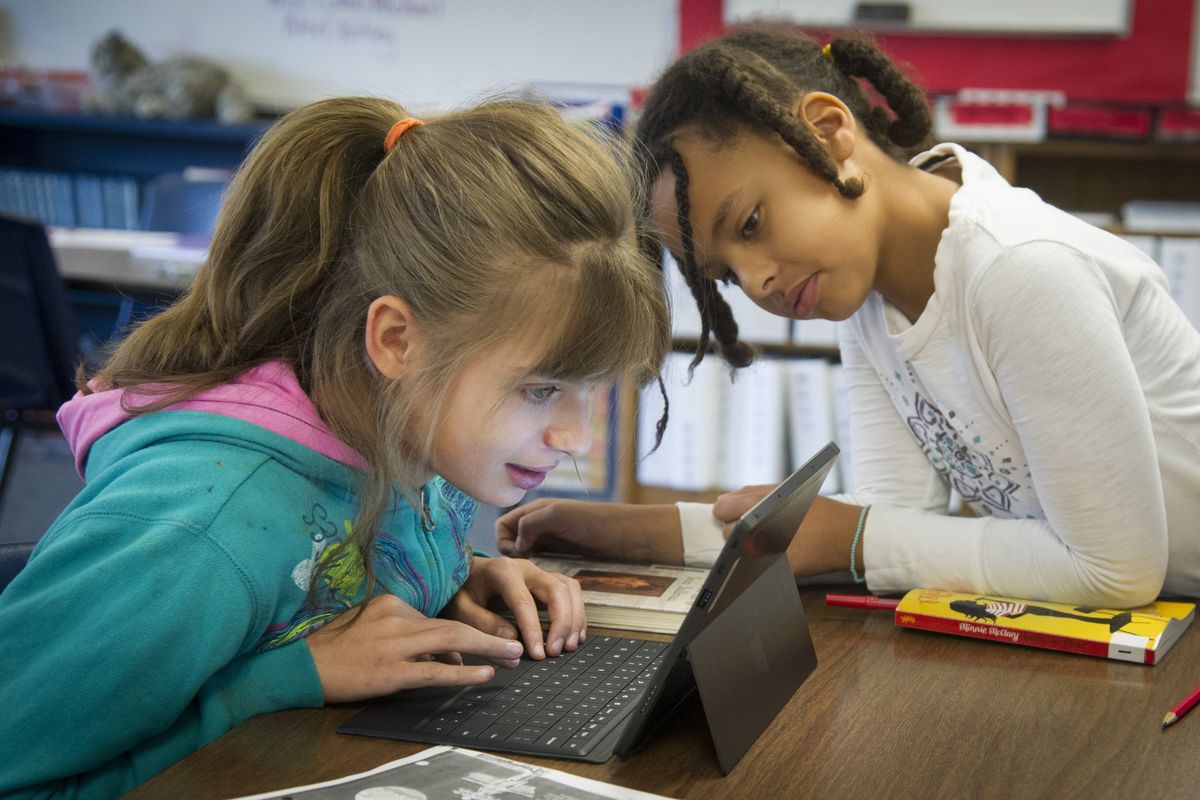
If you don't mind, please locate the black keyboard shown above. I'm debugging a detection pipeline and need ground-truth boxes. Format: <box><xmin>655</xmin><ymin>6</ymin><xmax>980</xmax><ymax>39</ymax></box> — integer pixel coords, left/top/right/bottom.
<box><xmin>419</xmin><ymin>635</ymin><xmax>668</xmax><ymax>756</ymax></box>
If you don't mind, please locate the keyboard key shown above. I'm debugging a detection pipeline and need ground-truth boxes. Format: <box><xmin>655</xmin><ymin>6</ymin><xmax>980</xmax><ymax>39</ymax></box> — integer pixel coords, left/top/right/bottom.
<box><xmin>482</xmin><ymin>722</ymin><xmax>520</xmax><ymax>740</ymax></box>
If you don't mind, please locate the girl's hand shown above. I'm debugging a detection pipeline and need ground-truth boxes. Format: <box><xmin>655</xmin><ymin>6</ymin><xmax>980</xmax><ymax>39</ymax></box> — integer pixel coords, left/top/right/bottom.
<box><xmin>305</xmin><ymin>594</ymin><xmax>524</xmax><ymax>704</ymax></box>
<box><xmin>442</xmin><ymin>556</ymin><xmax>585</xmax><ymax>660</ymax></box>
<box><xmin>714</xmin><ymin>486</ymin><xmax>863</xmax><ymax>578</ymax></box>
<box><xmin>712</xmin><ymin>484</ymin><xmax>777</xmax><ymax>535</ymax></box>
<box><xmin>496</xmin><ymin>499</ymin><xmax>684</xmax><ymax>565</ymax></box>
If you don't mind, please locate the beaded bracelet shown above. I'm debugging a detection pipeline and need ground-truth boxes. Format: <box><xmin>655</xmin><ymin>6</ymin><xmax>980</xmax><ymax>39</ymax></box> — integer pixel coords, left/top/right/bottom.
<box><xmin>850</xmin><ymin>504</ymin><xmax>871</xmax><ymax>584</ymax></box>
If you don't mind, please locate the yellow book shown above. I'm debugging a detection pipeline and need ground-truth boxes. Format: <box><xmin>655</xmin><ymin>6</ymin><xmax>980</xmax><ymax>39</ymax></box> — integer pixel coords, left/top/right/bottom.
<box><xmin>894</xmin><ymin>589</ymin><xmax>1196</xmax><ymax>664</ymax></box>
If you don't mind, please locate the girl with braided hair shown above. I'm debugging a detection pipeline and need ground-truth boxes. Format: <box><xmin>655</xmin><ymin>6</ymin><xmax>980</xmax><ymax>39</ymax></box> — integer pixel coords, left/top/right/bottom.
<box><xmin>498</xmin><ymin>28</ymin><xmax>1200</xmax><ymax>609</ymax></box>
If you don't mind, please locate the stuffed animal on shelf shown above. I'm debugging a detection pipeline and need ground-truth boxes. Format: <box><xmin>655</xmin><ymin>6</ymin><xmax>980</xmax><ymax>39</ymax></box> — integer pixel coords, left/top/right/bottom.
<box><xmin>85</xmin><ymin>30</ymin><xmax>254</xmax><ymax>124</ymax></box>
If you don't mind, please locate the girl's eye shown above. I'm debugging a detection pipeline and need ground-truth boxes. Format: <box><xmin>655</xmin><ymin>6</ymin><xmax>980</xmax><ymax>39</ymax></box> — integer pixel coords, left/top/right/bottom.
<box><xmin>524</xmin><ymin>385</ymin><xmax>560</xmax><ymax>402</ymax></box>
<box><xmin>719</xmin><ymin>269</ymin><xmax>739</xmax><ymax>287</ymax></box>
<box><xmin>740</xmin><ymin>207</ymin><xmax>760</xmax><ymax>239</ymax></box>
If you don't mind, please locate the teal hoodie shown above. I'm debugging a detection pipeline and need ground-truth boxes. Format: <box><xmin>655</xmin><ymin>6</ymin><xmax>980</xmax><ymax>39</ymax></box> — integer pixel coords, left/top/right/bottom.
<box><xmin>0</xmin><ymin>363</ymin><xmax>475</xmax><ymax>798</ymax></box>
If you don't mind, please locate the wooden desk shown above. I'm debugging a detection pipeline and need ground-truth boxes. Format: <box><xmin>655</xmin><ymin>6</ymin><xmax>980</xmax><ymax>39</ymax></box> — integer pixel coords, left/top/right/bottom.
<box><xmin>127</xmin><ymin>588</ymin><xmax>1200</xmax><ymax>799</ymax></box>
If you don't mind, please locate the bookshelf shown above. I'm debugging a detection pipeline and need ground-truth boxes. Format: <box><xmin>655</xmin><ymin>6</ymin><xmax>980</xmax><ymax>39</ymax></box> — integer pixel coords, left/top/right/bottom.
<box><xmin>967</xmin><ymin>139</ymin><xmax>1200</xmax><ymax>224</ymax></box>
<box><xmin>0</xmin><ymin>108</ymin><xmax>273</xmax><ymax>359</ymax></box>
<box><xmin>616</xmin><ymin>339</ymin><xmax>841</xmax><ymax>505</ymax></box>
<box><xmin>0</xmin><ymin>107</ymin><xmax>271</xmax><ymax>229</ymax></box>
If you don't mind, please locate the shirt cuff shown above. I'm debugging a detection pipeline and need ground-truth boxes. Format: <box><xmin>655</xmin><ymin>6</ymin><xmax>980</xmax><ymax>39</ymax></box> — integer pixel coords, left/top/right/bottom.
<box><xmin>675</xmin><ymin>502</ymin><xmax>726</xmax><ymax>568</ymax></box>
<box><xmin>860</xmin><ymin>503</ymin><xmax>939</xmax><ymax>594</ymax></box>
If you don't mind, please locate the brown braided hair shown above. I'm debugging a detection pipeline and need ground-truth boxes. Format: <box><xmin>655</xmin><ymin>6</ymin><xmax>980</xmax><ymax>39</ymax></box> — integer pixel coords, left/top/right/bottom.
<box><xmin>635</xmin><ymin>29</ymin><xmax>932</xmax><ymax>374</ymax></box>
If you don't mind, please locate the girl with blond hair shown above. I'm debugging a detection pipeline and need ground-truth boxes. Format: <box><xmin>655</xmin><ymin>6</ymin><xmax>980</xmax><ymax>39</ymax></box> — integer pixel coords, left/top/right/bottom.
<box><xmin>0</xmin><ymin>97</ymin><xmax>669</xmax><ymax>797</ymax></box>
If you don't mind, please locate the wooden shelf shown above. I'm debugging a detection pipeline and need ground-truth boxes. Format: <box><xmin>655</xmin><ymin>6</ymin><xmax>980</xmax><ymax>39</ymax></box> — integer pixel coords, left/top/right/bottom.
<box><xmin>966</xmin><ymin>138</ymin><xmax>1200</xmax><ymax>214</ymax></box>
<box><xmin>631</xmin><ymin>485</ymin><xmax>724</xmax><ymax>505</ymax></box>
<box><xmin>670</xmin><ymin>339</ymin><xmax>838</xmax><ymax>361</ymax></box>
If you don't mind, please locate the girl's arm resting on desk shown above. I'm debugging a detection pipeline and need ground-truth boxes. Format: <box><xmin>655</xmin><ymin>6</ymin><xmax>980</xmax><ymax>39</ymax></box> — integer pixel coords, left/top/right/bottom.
<box><xmin>496</xmin><ymin>493</ymin><xmax>862</xmax><ymax>576</ymax></box>
<box><xmin>705</xmin><ymin>491</ymin><xmax>865</xmax><ymax>575</ymax></box>
<box><xmin>0</xmin><ymin>516</ymin><xmax>321</xmax><ymax>799</ymax></box>
<box><xmin>686</xmin><ymin>246</ymin><xmax>1173</xmax><ymax>607</ymax></box>
<box><xmin>496</xmin><ymin>500</ymin><xmax>683</xmax><ymax>564</ymax></box>
<box><xmin>860</xmin><ymin>245</ymin><xmax>1169</xmax><ymax>607</ymax></box>
<box><xmin>673</xmin><ymin>324</ymin><xmax>957</xmax><ymax>575</ymax></box>
<box><xmin>0</xmin><ymin>641</ymin><xmax>322</xmax><ymax>800</ymax></box>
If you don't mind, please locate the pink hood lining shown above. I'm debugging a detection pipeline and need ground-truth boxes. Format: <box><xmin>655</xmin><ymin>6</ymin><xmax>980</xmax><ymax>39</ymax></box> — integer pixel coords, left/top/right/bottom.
<box><xmin>56</xmin><ymin>361</ymin><xmax>369</xmax><ymax>477</ymax></box>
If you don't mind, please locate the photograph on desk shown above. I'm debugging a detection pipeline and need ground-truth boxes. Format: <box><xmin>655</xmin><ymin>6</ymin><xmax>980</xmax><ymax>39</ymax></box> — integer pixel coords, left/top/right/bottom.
<box><xmin>231</xmin><ymin>745</ymin><xmax>672</xmax><ymax>800</ymax></box>
<box><xmin>895</xmin><ymin>589</ymin><xmax>1196</xmax><ymax>664</ymax></box>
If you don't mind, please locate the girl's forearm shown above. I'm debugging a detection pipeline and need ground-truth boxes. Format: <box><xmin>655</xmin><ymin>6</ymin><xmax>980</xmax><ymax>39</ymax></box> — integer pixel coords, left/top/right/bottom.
<box><xmin>615</xmin><ymin>504</ymin><xmax>684</xmax><ymax>564</ymax></box>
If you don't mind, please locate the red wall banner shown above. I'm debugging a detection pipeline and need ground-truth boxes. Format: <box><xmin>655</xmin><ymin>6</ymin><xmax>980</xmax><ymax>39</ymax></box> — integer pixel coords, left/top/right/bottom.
<box><xmin>679</xmin><ymin>0</ymin><xmax>1195</xmax><ymax>104</ymax></box>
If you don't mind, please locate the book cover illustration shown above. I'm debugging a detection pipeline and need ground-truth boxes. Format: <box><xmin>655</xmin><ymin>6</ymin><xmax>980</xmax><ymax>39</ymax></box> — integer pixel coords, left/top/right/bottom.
<box><xmin>573</xmin><ymin>570</ymin><xmax>677</xmax><ymax>598</ymax></box>
<box><xmin>894</xmin><ymin>589</ymin><xmax>1196</xmax><ymax>664</ymax></box>
<box><xmin>529</xmin><ymin>556</ymin><xmax>708</xmax><ymax>634</ymax></box>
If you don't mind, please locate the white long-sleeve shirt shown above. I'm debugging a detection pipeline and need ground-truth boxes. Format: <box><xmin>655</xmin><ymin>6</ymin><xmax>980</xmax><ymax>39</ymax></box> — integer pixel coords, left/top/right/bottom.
<box><xmin>679</xmin><ymin>143</ymin><xmax>1200</xmax><ymax>607</ymax></box>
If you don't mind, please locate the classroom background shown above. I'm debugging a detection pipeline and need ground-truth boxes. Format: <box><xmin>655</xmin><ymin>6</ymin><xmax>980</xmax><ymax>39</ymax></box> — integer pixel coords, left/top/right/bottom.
<box><xmin>2</xmin><ymin>0</ymin><xmax>1200</xmax><ymax>564</ymax></box>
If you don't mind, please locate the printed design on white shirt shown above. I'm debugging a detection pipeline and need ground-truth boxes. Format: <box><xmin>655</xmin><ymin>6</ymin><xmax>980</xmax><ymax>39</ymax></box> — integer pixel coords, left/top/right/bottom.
<box><xmin>905</xmin><ymin>392</ymin><xmax>1022</xmax><ymax>515</ymax></box>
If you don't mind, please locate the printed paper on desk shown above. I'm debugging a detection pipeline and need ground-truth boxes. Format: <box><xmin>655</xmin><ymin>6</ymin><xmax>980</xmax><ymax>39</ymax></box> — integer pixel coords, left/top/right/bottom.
<box><xmin>230</xmin><ymin>744</ymin><xmax>675</xmax><ymax>799</ymax></box>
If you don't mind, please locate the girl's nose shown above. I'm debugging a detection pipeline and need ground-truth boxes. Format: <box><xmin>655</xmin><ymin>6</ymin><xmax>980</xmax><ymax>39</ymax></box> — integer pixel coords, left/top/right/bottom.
<box><xmin>734</xmin><ymin>257</ymin><xmax>778</xmax><ymax>304</ymax></box>
<box><xmin>546</xmin><ymin>393</ymin><xmax>593</xmax><ymax>457</ymax></box>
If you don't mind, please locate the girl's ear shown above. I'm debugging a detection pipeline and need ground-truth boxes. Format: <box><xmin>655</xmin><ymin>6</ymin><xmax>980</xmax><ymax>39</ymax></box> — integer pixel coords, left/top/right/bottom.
<box><xmin>792</xmin><ymin>91</ymin><xmax>857</xmax><ymax>164</ymax></box>
<box><xmin>365</xmin><ymin>295</ymin><xmax>421</xmax><ymax>380</ymax></box>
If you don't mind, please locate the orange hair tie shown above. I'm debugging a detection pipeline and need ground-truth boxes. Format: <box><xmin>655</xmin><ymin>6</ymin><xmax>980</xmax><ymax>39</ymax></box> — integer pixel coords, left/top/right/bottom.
<box><xmin>384</xmin><ymin>117</ymin><xmax>424</xmax><ymax>153</ymax></box>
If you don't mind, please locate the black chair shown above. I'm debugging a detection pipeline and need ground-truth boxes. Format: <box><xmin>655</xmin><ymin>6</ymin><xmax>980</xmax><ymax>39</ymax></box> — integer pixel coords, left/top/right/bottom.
<box><xmin>0</xmin><ymin>214</ymin><xmax>83</xmax><ymax>591</ymax></box>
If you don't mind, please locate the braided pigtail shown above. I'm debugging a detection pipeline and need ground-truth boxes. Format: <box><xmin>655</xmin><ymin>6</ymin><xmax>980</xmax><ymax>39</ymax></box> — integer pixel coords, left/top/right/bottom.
<box><xmin>669</xmin><ymin>151</ymin><xmax>713</xmax><ymax>373</ymax></box>
<box><xmin>827</xmin><ymin>38</ymin><xmax>931</xmax><ymax>150</ymax></box>
<box><xmin>706</xmin><ymin>288</ymin><xmax>755</xmax><ymax>368</ymax></box>
<box><xmin>670</xmin><ymin>151</ymin><xmax>755</xmax><ymax>374</ymax></box>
